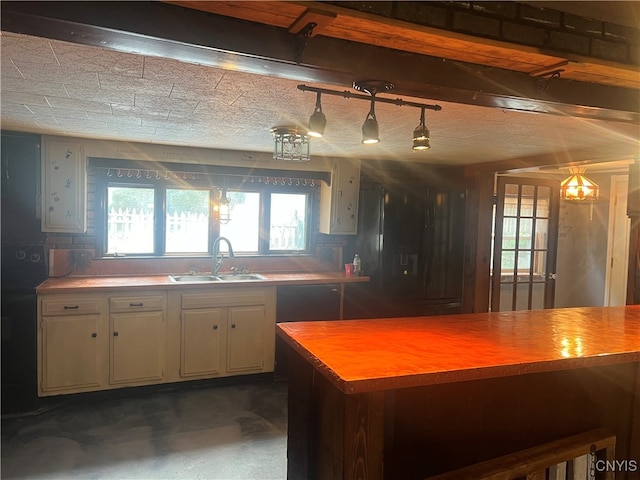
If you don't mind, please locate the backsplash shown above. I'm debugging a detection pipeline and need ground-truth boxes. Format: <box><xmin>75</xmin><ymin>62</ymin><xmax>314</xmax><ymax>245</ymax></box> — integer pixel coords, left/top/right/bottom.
<box><xmin>48</xmin><ymin>245</ymin><xmax>343</xmax><ymax>278</ymax></box>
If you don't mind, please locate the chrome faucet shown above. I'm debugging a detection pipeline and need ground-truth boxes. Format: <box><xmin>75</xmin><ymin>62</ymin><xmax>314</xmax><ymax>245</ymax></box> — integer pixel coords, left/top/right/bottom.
<box><xmin>212</xmin><ymin>236</ymin><xmax>234</xmax><ymax>275</ymax></box>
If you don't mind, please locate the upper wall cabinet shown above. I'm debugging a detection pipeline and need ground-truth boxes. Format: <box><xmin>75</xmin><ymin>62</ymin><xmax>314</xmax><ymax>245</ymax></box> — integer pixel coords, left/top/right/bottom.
<box><xmin>41</xmin><ymin>139</ymin><xmax>86</xmax><ymax>233</ymax></box>
<box><xmin>319</xmin><ymin>159</ymin><xmax>360</xmax><ymax>235</ymax></box>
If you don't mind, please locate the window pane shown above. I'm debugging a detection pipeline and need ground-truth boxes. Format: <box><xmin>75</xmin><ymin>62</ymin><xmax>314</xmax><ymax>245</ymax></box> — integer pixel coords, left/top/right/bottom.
<box><xmin>165</xmin><ymin>189</ymin><xmax>210</xmax><ymax>253</ymax></box>
<box><xmin>107</xmin><ymin>186</ymin><xmax>154</xmax><ymax>254</ymax></box>
<box><xmin>269</xmin><ymin>193</ymin><xmax>308</xmax><ymax>251</ymax></box>
<box><xmin>219</xmin><ymin>191</ymin><xmax>260</xmax><ymax>253</ymax></box>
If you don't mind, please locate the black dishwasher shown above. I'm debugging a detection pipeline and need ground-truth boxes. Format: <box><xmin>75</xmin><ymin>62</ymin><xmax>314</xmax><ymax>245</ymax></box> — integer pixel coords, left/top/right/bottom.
<box><xmin>275</xmin><ymin>284</ymin><xmax>341</xmax><ymax>378</ymax></box>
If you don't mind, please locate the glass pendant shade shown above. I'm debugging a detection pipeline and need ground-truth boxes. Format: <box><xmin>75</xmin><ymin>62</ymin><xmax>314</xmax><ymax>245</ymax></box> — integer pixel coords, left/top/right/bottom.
<box><xmin>307</xmin><ymin>92</ymin><xmax>326</xmax><ymax>138</ymax></box>
<box><xmin>307</xmin><ymin>110</ymin><xmax>326</xmax><ymax>138</ymax></box>
<box><xmin>560</xmin><ymin>167</ymin><xmax>599</xmax><ymax>201</ymax></box>
<box><xmin>217</xmin><ymin>188</ymin><xmax>231</xmax><ymax>224</ymax></box>
<box><xmin>362</xmin><ymin>115</ymin><xmax>379</xmax><ymax>144</ymax></box>
<box><xmin>412</xmin><ymin>107</ymin><xmax>430</xmax><ymax>150</ymax></box>
<box><xmin>412</xmin><ymin>125</ymin><xmax>430</xmax><ymax>150</ymax></box>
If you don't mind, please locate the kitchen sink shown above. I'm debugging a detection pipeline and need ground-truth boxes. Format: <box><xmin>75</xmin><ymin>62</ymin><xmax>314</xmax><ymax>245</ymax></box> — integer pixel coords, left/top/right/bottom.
<box><xmin>216</xmin><ymin>273</ymin><xmax>267</xmax><ymax>282</ymax></box>
<box><xmin>169</xmin><ymin>273</ymin><xmax>267</xmax><ymax>283</ymax></box>
<box><xmin>169</xmin><ymin>275</ymin><xmax>221</xmax><ymax>282</ymax></box>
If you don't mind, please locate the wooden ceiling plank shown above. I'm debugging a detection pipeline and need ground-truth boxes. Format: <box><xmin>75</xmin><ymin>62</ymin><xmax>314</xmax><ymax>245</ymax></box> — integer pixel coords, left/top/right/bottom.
<box><xmin>186</xmin><ymin>0</ymin><xmax>638</xmax><ymax>90</ymax></box>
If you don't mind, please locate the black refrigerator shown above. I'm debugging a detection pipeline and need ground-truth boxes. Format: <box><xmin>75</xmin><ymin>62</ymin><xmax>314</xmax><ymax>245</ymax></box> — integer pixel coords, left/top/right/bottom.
<box><xmin>344</xmin><ymin>183</ymin><xmax>466</xmax><ymax>319</ymax></box>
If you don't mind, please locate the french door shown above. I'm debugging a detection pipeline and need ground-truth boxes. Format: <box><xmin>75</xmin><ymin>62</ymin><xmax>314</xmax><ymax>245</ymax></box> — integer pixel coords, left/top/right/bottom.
<box><xmin>491</xmin><ymin>176</ymin><xmax>560</xmax><ymax>311</ymax></box>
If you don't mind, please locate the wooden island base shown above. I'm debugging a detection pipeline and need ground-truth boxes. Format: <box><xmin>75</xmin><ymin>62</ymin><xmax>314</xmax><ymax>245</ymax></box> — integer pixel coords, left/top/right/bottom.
<box><xmin>278</xmin><ymin>307</ymin><xmax>640</xmax><ymax>480</ymax></box>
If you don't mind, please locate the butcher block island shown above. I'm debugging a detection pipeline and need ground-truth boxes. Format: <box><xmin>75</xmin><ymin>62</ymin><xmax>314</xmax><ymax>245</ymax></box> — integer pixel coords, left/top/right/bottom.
<box><xmin>277</xmin><ymin>306</ymin><xmax>640</xmax><ymax>480</ymax></box>
<box><xmin>36</xmin><ymin>272</ymin><xmax>368</xmax><ymax>397</ymax></box>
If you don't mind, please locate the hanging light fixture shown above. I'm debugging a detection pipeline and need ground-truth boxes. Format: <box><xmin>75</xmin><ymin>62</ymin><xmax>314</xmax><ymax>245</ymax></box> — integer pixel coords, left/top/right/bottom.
<box><xmin>361</xmin><ymin>98</ymin><xmax>380</xmax><ymax>144</ymax></box>
<box><xmin>271</xmin><ymin>126</ymin><xmax>310</xmax><ymax>162</ymax></box>
<box><xmin>354</xmin><ymin>80</ymin><xmax>392</xmax><ymax>145</ymax></box>
<box><xmin>307</xmin><ymin>92</ymin><xmax>326</xmax><ymax>138</ymax></box>
<box><xmin>412</xmin><ymin>107</ymin><xmax>430</xmax><ymax>151</ymax></box>
<box><xmin>215</xmin><ymin>187</ymin><xmax>231</xmax><ymax>224</ymax></box>
<box><xmin>560</xmin><ymin>167</ymin><xmax>599</xmax><ymax>201</ymax></box>
<box><xmin>297</xmin><ymin>82</ymin><xmax>441</xmax><ymax>150</ymax></box>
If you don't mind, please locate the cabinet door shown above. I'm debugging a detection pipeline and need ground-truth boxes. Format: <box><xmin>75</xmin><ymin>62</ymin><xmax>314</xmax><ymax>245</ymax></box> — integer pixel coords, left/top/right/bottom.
<box><xmin>41</xmin><ymin>140</ymin><xmax>86</xmax><ymax>233</ymax></box>
<box><xmin>227</xmin><ymin>305</ymin><xmax>265</xmax><ymax>372</ymax></box>
<box><xmin>110</xmin><ymin>311</ymin><xmax>164</xmax><ymax>384</ymax></box>
<box><xmin>181</xmin><ymin>308</ymin><xmax>224</xmax><ymax>377</ymax></box>
<box><xmin>319</xmin><ymin>159</ymin><xmax>360</xmax><ymax>234</ymax></box>
<box><xmin>41</xmin><ymin>315</ymin><xmax>102</xmax><ymax>392</ymax></box>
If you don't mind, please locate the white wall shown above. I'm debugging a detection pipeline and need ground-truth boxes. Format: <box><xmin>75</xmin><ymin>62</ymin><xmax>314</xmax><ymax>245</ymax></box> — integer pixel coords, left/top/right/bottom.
<box><xmin>554</xmin><ymin>174</ymin><xmax>611</xmax><ymax>307</ymax></box>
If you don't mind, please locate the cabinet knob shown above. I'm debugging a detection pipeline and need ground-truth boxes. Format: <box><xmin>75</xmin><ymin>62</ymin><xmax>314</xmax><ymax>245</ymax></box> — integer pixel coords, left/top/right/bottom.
<box><xmin>213</xmin><ymin>325</ymin><xmax>218</xmax><ymax>330</ymax></box>
<box><xmin>231</xmin><ymin>324</ymin><xmax>236</xmax><ymax>329</ymax></box>
<box><xmin>113</xmin><ymin>331</ymin><xmax>119</xmax><ymax>337</ymax></box>
<box><xmin>91</xmin><ymin>332</ymin><xmax>97</xmax><ymax>338</ymax></box>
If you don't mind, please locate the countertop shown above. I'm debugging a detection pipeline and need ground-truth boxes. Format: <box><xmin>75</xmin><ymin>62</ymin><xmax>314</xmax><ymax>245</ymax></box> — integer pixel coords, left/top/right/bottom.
<box><xmin>36</xmin><ymin>271</ymin><xmax>369</xmax><ymax>294</ymax></box>
<box><xmin>277</xmin><ymin>306</ymin><xmax>640</xmax><ymax>394</ymax></box>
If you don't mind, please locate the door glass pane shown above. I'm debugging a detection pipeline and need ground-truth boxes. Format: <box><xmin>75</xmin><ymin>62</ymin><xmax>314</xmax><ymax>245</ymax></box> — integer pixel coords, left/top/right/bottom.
<box><xmin>521</xmin><ymin>185</ymin><xmax>535</xmax><ymax>216</ymax></box>
<box><xmin>531</xmin><ymin>281</ymin><xmax>545</xmax><ymax>309</ymax></box>
<box><xmin>533</xmin><ymin>251</ymin><xmax>547</xmax><ymax>277</ymax></box>
<box><xmin>502</xmin><ymin>218</ymin><xmax>517</xmax><ymax>249</ymax></box>
<box><xmin>535</xmin><ymin>219</ymin><xmax>549</xmax><ymax>249</ymax></box>
<box><xmin>269</xmin><ymin>193</ymin><xmax>308</xmax><ymax>251</ymax></box>
<box><xmin>499</xmin><ymin>283</ymin><xmax>514</xmax><ymax>312</ymax></box>
<box><xmin>220</xmin><ymin>191</ymin><xmax>260</xmax><ymax>253</ymax></box>
<box><xmin>536</xmin><ymin>187</ymin><xmax>550</xmax><ymax>218</ymax></box>
<box><xmin>107</xmin><ymin>186</ymin><xmax>154</xmax><ymax>254</ymax></box>
<box><xmin>165</xmin><ymin>189</ymin><xmax>209</xmax><ymax>253</ymax></box>
<box><xmin>517</xmin><ymin>251</ymin><xmax>531</xmax><ymax>274</ymax></box>
<box><xmin>518</xmin><ymin>218</ymin><xmax>533</xmax><ymax>249</ymax></box>
<box><xmin>501</xmin><ymin>250</ymin><xmax>515</xmax><ymax>271</ymax></box>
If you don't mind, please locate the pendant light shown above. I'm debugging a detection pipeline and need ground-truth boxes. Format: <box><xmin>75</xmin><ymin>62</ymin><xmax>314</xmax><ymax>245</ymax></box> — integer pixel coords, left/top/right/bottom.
<box><xmin>307</xmin><ymin>92</ymin><xmax>326</xmax><ymax>138</ymax></box>
<box><xmin>362</xmin><ymin>98</ymin><xmax>380</xmax><ymax>144</ymax></box>
<box><xmin>560</xmin><ymin>167</ymin><xmax>599</xmax><ymax>201</ymax></box>
<box><xmin>215</xmin><ymin>187</ymin><xmax>231</xmax><ymax>224</ymax></box>
<box><xmin>412</xmin><ymin>107</ymin><xmax>430</xmax><ymax>151</ymax></box>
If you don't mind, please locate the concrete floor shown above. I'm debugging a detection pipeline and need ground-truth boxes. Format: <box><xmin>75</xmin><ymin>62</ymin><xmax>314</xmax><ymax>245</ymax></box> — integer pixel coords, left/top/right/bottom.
<box><xmin>1</xmin><ymin>379</ymin><xmax>288</xmax><ymax>479</ymax></box>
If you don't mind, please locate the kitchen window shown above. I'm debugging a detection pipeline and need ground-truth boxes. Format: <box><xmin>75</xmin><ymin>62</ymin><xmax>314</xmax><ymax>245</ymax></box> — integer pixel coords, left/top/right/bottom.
<box><xmin>94</xmin><ymin>165</ymin><xmax>316</xmax><ymax>257</ymax></box>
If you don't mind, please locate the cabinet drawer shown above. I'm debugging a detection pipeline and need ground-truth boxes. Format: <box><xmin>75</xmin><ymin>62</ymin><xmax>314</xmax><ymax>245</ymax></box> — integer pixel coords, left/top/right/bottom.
<box><xmin>110</xmin><ymin>295</ymin><xmax>165</xmax><ymax>313</ymax></box>
<box><xmin>41</xmin><ymin>297</ymin><xmax>102</xmax><ymax>316</ymax></box>
<box><xmin>182</xmin><ymin>289</ymin><xmax>266</xmax><ymax>309</ymax></box>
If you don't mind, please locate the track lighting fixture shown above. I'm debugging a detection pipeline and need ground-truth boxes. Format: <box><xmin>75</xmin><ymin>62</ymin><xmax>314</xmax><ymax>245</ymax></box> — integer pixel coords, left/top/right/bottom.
<box><xmin>297</xmin><ymin>81</ymin><xmax>441</xmax><ymax>151</ymax></box>
<box><xmin>412</xmin><ymin>107</ymin><xmax>430</xmax><ymax>151</ymax></box>
<box><xmin>307</xmin><ymin>92</ymin><xmax>326</xmax><ymax>138</ymax></box>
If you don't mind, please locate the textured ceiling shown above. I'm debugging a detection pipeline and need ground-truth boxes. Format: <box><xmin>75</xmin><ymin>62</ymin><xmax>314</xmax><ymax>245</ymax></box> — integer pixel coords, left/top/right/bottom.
<box><xmin>1</xmin><ymin>31</ymin><xmax>638</xmax><ymax>168</ymax></box>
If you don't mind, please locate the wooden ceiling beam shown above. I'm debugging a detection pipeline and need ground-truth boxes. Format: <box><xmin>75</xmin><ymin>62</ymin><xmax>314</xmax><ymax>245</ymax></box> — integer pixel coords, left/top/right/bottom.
<box><xmin>2</xmin><ymin>1</ymin><xmax>637</xmax><ymax>124</ymax></box>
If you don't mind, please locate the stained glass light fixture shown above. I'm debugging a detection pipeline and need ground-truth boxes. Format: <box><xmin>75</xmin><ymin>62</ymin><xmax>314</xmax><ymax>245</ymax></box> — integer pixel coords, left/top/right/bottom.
<box><xmin>560</xmin><ymin>167</ymin><xmax>599</xmax><ymax>201</ymax></box>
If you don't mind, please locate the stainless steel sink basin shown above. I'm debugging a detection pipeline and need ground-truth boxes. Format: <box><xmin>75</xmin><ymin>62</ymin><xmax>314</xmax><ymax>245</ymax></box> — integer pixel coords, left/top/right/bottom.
<box><xmin>169</xmin><ymin>275</ymin><xmax>221</xmax><ymax>282</ymax></box>
<box><xmin>216</xmin><ymin>273</ymin><xmax>267</xmax><ymax>282</ymax></box>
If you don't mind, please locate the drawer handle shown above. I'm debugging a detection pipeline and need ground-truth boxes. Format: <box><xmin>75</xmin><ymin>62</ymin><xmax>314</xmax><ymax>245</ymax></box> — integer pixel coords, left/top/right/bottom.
<box><xmin>91</xmin><ymin>333</ymin><xmax>97</xmax><ymax>338</ymax></box>
<box><xmin>213</xmin><ymin>325</ymin><xmax>218</xmax><ymax>330</ymax></box>
<box><xmin>113</xmin><ymin>331</ymin><xmax>119</xmax><ymax>337</ymax></box>
<box><xmin>129</xmin><ymin>302</ymin><xmax>144</xmax><ymax>307</ymax></box>
<box><xmin>63</xmin><ymin>305</ymin><xmax>80</xmax><ymax>310</ymax></box>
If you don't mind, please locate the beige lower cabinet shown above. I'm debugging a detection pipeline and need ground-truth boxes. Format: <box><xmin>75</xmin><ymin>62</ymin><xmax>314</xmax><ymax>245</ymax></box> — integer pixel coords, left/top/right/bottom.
<box><xmin>180</xmin><ymin>308</ymin><xmax>224</xmax><ymax>377</ymax></box>
<box><xmin>38</xmin><ymin>296</ymin><xmax>107</xmax><ymax>395</ymax></box>
<box><xmin>38</xmin><ymin>285</ymin><xmax>276</xmax><ymax>396</ymax></box>
<box><xmin>227</xmin><ymin>305</ymin><xmax>266</xmax><ymax>372</ymax></box>
<box><xmin>174</xmin><ymin>286</ymin><xmax>276</xmax><ymax>381</ymax></box>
